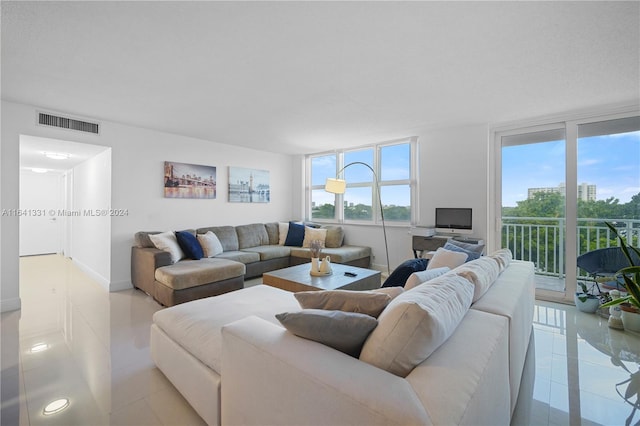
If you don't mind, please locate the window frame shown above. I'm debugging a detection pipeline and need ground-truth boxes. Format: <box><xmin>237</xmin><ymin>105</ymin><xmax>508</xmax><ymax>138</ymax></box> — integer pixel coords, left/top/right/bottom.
<box><xmin>306</xmin><ymin>137</ymin><xmax>418</xmax><ymax>226</ymax></box>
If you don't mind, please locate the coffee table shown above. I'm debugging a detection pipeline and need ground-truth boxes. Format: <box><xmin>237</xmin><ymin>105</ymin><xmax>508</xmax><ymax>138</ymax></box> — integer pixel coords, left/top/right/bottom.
<box><xmin>262</xmin><ymin>263</ymin><xmax>381</xmax><ymax>292</ymax></box>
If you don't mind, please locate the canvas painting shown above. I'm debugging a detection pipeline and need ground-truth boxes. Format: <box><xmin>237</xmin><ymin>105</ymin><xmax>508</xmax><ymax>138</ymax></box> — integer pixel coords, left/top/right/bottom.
<box><xmin>164</xmin><ymin>161</ymin><xmax>216</xmax><ymax>199</ymax></box>
<box><xmin>228</xmin><ymin>167</ymin><xmax>270</xmax><ymax>203</ymax></box>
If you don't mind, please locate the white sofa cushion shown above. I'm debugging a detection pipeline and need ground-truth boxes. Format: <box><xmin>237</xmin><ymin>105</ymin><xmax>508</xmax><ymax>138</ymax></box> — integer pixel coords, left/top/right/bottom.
<box><xmin>454</xmin><ymin>256</ymin><xmax>501</xmax><ymax>303</ymax></box>
<box><xmin>152</xmin><ymin>285</ymin><xmax>299</xmax><ymax>373</ymax></box>
<box><xmin>470</xmin><ymin>260</ymin><xmax>535</xmax><ymax>413</ymax></box>
<box><xmin>294</xmin><ymin>290</ymin><xmax>391</xmax><ymax>318</ymax></box>
<box><xmin>406</xmin><ymin>309</ymin><xmax>511</xmax><ymax>426</ymax></box>
<box><xmin>426</xmin><ymin>247</ymin><xmax>468</xmax><ymax>270</ymax></box>
<box><xmin>404</xmin><ymin>266</ymin><xmax>450</xmax><ymax>290</ymax></box>
<box><xmin>149</xmin><ymin>231</ymin><xmax>184</xmax><ymax>263</ymax></box>
<box><xmin>197</xmin><ymin>231</ymin><xmax>224</xmax><ymax>258</ymax></box>
<box><xmin>489</xmin><ymin>248</ymin><xmax>513</xmax><ymax>271</ymax></box>
<box><xmin>359</xmin><ymin>273</ymin><xmax>474</xmax><ymax>377</ymax></box>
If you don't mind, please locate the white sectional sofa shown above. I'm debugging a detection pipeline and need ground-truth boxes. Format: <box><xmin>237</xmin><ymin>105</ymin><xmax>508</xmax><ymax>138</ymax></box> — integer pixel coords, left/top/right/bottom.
<box><xmin>150</xmin><ymin>250</ymin><xmax>534</xmax><ymax>425</ymax></box>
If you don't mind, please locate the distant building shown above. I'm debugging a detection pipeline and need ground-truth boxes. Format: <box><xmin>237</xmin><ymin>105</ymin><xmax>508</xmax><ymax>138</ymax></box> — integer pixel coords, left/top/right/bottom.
<box><xmin>528</xmin><ymin>183</ymin><xmax>596</xmax><ymax>201</ymax></box>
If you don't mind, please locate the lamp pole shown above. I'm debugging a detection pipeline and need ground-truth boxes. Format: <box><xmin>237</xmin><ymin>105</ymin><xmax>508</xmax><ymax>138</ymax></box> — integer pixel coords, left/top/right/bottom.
<box><xmin>332</xmin><ymin>161</ymin><xmax>390</xmax><ymax>275</ymax></box>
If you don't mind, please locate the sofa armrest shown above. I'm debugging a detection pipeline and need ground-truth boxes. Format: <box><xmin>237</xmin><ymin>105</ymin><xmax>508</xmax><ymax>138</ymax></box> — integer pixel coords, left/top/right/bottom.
<box><xmin>131</xmin><ymin>246</ymin><xmax>171</xmax><ymax>295</ymax></box>
<box><xmin>221</xmin><ymin>316</ymin><xmax>432</xmax><ymax>426</ymax></box>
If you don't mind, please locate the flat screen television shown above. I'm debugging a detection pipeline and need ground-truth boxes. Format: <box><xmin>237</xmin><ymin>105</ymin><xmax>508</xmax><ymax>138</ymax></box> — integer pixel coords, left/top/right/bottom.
<box><xmin>435</xmin><ymin>208</ymin><xmax>473</xmax><ymax>235</ymax></box>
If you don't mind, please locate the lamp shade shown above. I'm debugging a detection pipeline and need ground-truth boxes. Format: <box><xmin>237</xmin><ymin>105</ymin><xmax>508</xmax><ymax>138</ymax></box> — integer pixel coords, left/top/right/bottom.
<box><xmin>325</xmin><ymin>178</ymin><xmax>347</xmax><ymax>194</ymax></box>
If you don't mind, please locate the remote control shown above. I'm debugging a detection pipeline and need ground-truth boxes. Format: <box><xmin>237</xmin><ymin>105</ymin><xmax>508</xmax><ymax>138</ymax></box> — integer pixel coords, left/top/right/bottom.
<box><xmin>344</xmin><ymin>272</ymin><xmax>357</xmax><ymax>277</ymax></box>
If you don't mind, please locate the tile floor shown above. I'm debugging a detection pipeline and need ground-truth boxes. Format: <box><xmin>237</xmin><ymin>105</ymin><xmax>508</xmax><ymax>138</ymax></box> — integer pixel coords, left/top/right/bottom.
<box><xmin>1</xmin><ymin>254</ymin><xmax>639</xmax><ymax>425</ymax></box>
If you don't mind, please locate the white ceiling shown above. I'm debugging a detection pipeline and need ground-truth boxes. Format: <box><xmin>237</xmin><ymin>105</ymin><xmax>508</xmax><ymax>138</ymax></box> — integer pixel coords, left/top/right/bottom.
<box><xmin>2</xmin><ymin>1</ymin><xmax>639</xmax><ymax>155</ymax></box>
<box><xmin>20</xmin><ymin>135</ymin><xmax>109</xmax><ymax>172</ymax></box>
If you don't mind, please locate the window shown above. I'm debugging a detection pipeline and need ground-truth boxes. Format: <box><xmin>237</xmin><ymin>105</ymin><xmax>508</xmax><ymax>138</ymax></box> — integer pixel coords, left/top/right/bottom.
<box><xmin>308</xmin><ymin>138</ymin><xmax>417</xmax><ymax>224</ymax></box>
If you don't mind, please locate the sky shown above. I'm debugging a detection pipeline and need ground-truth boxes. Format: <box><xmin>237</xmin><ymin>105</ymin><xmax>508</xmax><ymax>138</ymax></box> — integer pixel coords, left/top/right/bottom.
<box><xmin>502</xmin><ymin>131</ymin><xmax>640</xmax><ymax>207</ymax></box>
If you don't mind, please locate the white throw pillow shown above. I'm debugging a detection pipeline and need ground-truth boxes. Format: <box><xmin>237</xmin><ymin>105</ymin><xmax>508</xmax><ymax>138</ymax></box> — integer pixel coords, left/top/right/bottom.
<box><xmin>149</xmin><ymin>231</ymin><xmax>184</xmax><ymax>264</ymax></box>
<box><xmin>359</xmin><ymin>273</ymin><xmax>474</xmax><ymax>377</ymax></box>
<box><xmin>278</xmin><ymin>222</ymin><xmax>289</xmax><ymax>245</ymax></box>
<box><xmin>404</xmin><ymin>267</ymin><xmax>451</xmax><ymax>290</ymax></box>
<box><xmin>454</xmin><ymin>257</ymin><xmax>501</xmax><ymax>302</ymax></box>
<box><xmin>302</xmin><ymin>227</ymin><xmax>328</xmax><ymax>248</ymax></box>
<box><xmin>197</xmin><ymin>231</ymin><xmax>224</xmax><ymax>258</ymax></box>
<box><xmin>426</xmin><ymin>247</ymin><xmax>468</xmax><ymax>270</ymax></box>
<box><xmin>489</xmin><ymin>248</ymin><xmax>513</xmax><ymax>272</ymax></box>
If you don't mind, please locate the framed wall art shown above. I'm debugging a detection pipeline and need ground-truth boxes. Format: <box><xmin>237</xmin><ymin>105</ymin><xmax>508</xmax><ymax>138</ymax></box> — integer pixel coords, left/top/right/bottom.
<box><xmin>228</xmin><ymin>167</ymin><xmax>270</xmax><ymax>203</ymax></box>
<box><xmin>164</xmin><ymin>161</ymin><xmax>216</xmax><ymax>199</ymax></box>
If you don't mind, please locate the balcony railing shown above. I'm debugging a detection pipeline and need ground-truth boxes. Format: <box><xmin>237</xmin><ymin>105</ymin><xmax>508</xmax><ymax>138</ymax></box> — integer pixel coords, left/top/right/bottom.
<box><xmin>502</xmin><ymin>217</ymin><xmax>640</xmax><ymax>279</ymax></box>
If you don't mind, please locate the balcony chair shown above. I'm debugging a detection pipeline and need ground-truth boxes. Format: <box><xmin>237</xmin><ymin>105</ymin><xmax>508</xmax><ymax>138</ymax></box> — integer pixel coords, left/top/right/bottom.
<box><xmin>577</xmin><ymin>247</ymin><xmax>640</xmax><ymax>291</ymax></box>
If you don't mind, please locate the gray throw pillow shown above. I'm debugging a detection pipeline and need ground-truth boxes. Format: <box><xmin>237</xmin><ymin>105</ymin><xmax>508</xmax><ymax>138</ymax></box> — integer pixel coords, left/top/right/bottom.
<box><xmin>447</xmin><ymin>239</ymin><xmax>485</xmax><ymax>254</ymax></box>
<box><xmin>276</xmin><ymin>310</ymin><xmax>378</xmax><ymax>357</ymax></box>
<box><xmin>323</xmin><ymin>226</ymin><xmax>345</xmax><ymax>248</ymax></box>
<box><xmin>294</xmin><ymin>290</ymin><xmax>391</xmax><ymax>318</ymax></box>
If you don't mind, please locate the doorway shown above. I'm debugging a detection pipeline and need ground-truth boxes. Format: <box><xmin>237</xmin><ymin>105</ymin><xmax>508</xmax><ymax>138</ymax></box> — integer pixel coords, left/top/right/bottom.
<box><xmin>19</xmin><ymin>135</ymin><xmax>110</xmax><ymax>260</ymax></box>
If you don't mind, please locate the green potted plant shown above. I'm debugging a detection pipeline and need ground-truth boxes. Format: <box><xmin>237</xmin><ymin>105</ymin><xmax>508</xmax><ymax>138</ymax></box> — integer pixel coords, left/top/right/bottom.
<box><xmin>574</xmin><ymin>280</ymin><xmax>601</xmax><ymax>313</ymax></box>
<box><xmin>600</xmin><ymin>222</ymin><xmax>640</xmax><ymax>332</ymax></box>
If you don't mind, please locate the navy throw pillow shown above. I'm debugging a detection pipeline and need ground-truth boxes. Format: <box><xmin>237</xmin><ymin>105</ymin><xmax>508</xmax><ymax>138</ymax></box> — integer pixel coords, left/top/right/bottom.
<box><xmin>382</xmin><ymin>258</ymin><xmax>429</xmax><ymax>288</ymax></box>
<box><xmin>443</xmin><ymin>241</ymin><xmax>481</xmax><ymax>261</ymax></box>
<box><xmin>175</xmin><ymin>231</ymin><xmax>204</xmax><ymax>260</ymax></box>
<box><xmin>284</xmin><ymin>221</ymin><xmax>306</xmax><ymax>247</ymax></box>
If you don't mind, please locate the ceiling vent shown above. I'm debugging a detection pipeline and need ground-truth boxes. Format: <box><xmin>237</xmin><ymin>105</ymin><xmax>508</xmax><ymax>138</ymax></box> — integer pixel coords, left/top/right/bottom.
<box><xmin>37</xmin><ymin>112</ymin><xmax>100</xmax><ymax>135</ymax></box>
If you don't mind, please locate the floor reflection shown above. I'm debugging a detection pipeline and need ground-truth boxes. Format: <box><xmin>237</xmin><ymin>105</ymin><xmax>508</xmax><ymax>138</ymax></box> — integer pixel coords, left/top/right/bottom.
<box><xmin>521</xmin><ymin>301</ymin><xmax>640</xmax><ymax>426</ymax></box>
<box><xmin>1</xmin><ymin>254</ymin><xmax>205</xmax><ymax>425</ymax></box>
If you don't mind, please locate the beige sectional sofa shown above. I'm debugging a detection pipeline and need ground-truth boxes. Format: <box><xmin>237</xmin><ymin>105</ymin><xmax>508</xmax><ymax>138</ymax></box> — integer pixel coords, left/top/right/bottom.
<box><xmin>131</xmin><ymin>222</ymin><xmax>371</xmax><ymax>306</ymax></box>
<box><xmin>150</xmin><ymin>250</ymin><xmax>534</xmax><ymax>425</ymax></box>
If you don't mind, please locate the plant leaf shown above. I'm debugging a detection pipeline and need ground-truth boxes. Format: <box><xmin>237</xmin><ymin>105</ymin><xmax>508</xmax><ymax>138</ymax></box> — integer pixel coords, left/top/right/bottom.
<box><xmin>600</xmin><ymin>295</ymin><xmax>631</xmax><ymax>308</ymax></box>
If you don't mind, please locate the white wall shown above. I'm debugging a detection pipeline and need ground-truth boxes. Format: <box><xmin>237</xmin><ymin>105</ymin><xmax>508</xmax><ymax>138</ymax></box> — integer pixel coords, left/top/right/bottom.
<box><xmin>417</xmin><ymin>124</ymin><xmax>489</xmax><ymax>241</ymax></box>
<box><xmin>293</xmin><ymin>123</ymin><xmax>490</xmax><ymax>272</ymax></box>
<box><xmin>71</xmin><ymin>149</ymin><xmax>112</xmax><ymax>288</ymax></box>
<box><xmin>1</xmin><ymin>100</ymin><xmax>295</xmax><ymax>310</ymax></box>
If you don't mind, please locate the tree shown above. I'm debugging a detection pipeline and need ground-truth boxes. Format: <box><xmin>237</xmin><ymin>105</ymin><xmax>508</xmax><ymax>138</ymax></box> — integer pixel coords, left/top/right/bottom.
<box><xmin>502</xmin><ymin>191</ymin><xmax>640</xmax><ymax>272</ymax></box>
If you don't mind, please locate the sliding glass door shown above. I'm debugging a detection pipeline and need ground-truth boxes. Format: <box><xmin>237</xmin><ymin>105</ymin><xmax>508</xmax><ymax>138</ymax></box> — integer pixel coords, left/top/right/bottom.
<box><xmin>497</xmin><ymin>113</ymin><xmax>639</xmax><ymax>302</ymax></box>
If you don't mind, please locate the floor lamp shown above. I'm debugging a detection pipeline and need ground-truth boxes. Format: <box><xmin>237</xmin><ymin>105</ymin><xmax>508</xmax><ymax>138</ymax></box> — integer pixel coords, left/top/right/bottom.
<box><xmin>325</xmin><ymin>161</ymin><xmax>390</xmax><ymax>275</ymax></box>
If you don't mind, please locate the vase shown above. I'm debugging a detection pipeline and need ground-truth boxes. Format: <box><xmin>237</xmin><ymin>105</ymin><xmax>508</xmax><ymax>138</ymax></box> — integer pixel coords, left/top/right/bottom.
<box><xmin>621</xmin><ymin>304</ymin><xmax>640</xmax><ymax>332</ymax></box>
<box><xmin>311</xmin><ymin>258</ymin><xmax>320</xmax><ymax>273</ymax></box>
<box><xmin>574</xmin><ymin>293</ymin><xmax>600</xmax><ymax>313</ymax></box>
<box><xmin>320</xmin><ymin>256</ymin><xmax>332</xmax><ymax>274</ymax></box>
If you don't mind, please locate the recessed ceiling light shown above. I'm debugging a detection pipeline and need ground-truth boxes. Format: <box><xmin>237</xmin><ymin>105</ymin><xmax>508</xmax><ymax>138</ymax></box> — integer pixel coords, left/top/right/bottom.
<box><xmin>43</xmin><ymin>398</ymin><xmax>69</xmax><ymax>415</ymax></box>
<box><xmin>43</xmin><ymin>152</ymin><xmax>70</xmax><ymax>160</ymax></box>
<box><xmin>31</xmin><ymin>168</ymin><xmax>48</xmax><ymax>174</ymax></box>
<box><xmin>30</xmin><ymin>342</ymin><xmax>49</xmax><ymax>353</ymax></box>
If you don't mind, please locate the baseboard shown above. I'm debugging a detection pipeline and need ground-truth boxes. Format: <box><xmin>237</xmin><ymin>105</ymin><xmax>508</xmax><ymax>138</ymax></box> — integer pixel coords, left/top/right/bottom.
<box><xmin>0</xmin><ymin>297</ymin><xmax>22</xmax><ymax>313</ymax></box>
<box><xmin>71</xmin><ymin>258</ymin><xmax>110</xmax><ymax>291</ymax></box>
<box><xmin>110</xmin><ymin>280</ymin><xmax>133</xmax><ymax>292</ymax></box>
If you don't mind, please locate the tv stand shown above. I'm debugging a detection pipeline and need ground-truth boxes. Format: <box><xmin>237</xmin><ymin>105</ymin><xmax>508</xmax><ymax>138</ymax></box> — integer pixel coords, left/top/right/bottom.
<box><xmin>450</xmin><ymin>235</ymin><xmax>483</xmax><ymax>245</ymax></box>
